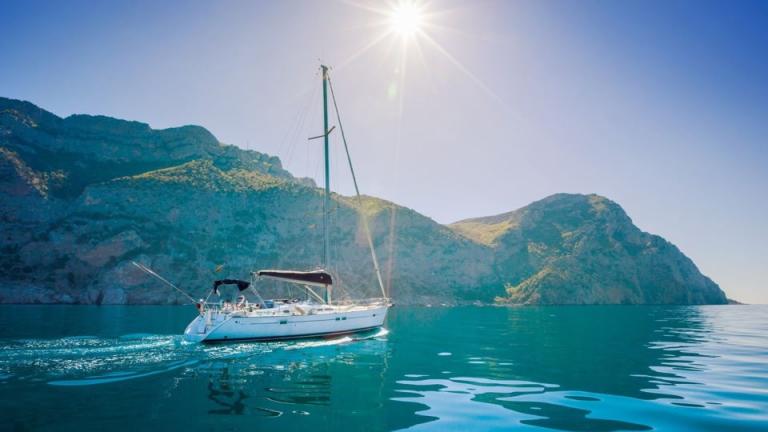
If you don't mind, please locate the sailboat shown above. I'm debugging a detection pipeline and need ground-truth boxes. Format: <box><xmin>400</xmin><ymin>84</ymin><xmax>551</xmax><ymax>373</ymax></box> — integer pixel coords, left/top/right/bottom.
<box><xmin>182</xmin><ymin>66</ymin><xmax>391</xmax><ymax>343</ymax></box>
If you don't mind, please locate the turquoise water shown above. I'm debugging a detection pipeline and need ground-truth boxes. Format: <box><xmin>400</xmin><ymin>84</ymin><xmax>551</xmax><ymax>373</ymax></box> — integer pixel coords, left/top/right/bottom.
<box><xmin>0</xmin><ymin>305</ymin><xmax>766</xmax><ymax>431</ymax></box>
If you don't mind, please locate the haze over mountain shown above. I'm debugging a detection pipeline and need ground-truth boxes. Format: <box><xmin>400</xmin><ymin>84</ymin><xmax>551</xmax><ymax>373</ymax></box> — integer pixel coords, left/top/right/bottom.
<box><xmin>0</xmin><ymin>97</ymin><xmax>727</xmax><ymax>305</ymax></box>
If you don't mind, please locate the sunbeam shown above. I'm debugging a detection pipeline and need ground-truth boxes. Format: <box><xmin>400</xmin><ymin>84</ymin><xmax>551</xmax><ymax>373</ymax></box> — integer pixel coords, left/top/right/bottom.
<box><xmin>338</xmin><ymin>1</ymin><xmax>505</xmax><ymax>110</ymax></box>
<box><xmin>418</xmin><ymin>31</ymin><xmax>509</xmax><ymax>110</ymax></box>
<box><xmin>336</xmin><ymin>30</ymin><xmax>393</xmax><ymax>72</ymax></box>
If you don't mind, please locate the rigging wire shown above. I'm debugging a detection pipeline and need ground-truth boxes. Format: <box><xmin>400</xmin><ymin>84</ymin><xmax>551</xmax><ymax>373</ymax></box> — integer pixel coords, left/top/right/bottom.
<box><xmin>327</xmin><ymin>74</ymin><xmax>387</xmax><ymax>299</ymax></box>
<box><xmin>271</xmin><ymin>74</ymin><xmax>324</xmax><ymax>276</ymax></box>
<box><xmin>284</xmin><ymin>82</ymin><xmax>320</xmax><ymax>168</ymax></box>
<box><xmin>131</xmin><ymin>261</ymin><xmax>197</xmax><ymax>304</ymax></box>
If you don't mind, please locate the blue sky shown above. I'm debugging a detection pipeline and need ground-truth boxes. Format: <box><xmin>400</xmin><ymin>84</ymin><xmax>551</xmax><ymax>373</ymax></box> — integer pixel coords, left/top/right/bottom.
<box><xmin>1</xmin><ymin>0</ymin><xmax>766</xmax><ymax>303</ymax></box>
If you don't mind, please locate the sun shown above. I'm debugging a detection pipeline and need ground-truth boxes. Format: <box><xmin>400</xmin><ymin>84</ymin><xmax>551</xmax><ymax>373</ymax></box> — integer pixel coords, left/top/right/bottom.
<box><xmin>339</xmin><ymin>1</ymin><xmax>504</xmax><ymax>111</ymax></box>
<box><xmin>389</xmin><ymin>1</ymin><xmax>425</xmax><ymax>38</ymax></box>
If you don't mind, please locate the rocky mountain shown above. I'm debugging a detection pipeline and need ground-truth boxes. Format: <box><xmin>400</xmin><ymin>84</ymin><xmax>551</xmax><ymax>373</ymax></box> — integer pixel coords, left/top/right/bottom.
<box><xmin>451</xmin><ymin>194</ymin><xmax>727</xmax><ymax>304</ymax></box>
<box><xmin>0</xmin><ymin>97</ymin><xmax>727</xmax><ymax>305</ymax></box>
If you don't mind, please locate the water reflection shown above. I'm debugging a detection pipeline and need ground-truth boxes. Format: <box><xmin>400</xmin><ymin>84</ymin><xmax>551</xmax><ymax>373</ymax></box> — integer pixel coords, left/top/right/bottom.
<box><xmin>189</xmin><ymin>329</ymin><xmax>392</xmax><ymax>421</ymax></box>
<box><xmin>0</xmin><ymin>305</ymin><xmax>766</xmax><ymax>431</ymax></box>
<box><xmin>206</xmin><ymin>367</ymin><xmax>249</xmax><ymax>415</ymax></box>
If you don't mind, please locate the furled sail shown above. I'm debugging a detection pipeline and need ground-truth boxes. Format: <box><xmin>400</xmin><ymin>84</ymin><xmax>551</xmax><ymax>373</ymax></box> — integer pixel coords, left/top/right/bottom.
<box><xmin>212</xmin><ymin>279</ymin><xmax>251</xmax><ymax>295</ymax></box>
<box><xmin>256</xmin><ymin>270</ymin><xmax>333</xmax><ymax>287</ymax></box>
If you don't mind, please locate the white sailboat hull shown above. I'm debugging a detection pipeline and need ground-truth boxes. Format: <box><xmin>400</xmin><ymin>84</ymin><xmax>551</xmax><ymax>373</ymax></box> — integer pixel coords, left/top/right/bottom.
<box><xmin>184</xmin><ymin>304</ymin><xmax>388</xmax><ymax>343</ymax></box>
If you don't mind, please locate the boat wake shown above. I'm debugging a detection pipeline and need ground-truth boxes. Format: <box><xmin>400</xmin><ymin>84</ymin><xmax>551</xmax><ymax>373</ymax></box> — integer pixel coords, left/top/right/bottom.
<box><xmin>0</xmin><ymin>328</ymin><xmax>389</xmax><ymax>387</ymax></box>
<box><xmin>48</xmin><ymin>359</ymin><xmax>197</xmax><ymax>386</ymax></box>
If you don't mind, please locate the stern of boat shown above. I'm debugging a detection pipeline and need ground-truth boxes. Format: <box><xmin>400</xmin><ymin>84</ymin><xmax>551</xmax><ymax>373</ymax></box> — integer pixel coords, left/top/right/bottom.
<box><xmin>183</xmin><ymin>314</ymin><xmax>210</xmax><ymax>343</ymax></box>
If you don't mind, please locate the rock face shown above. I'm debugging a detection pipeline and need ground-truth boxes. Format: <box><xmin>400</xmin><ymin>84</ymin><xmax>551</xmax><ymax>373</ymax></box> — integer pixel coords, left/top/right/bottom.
<box><xmin>451</xmin><ymin>194</ymin><xmax>727</xmax><ymax>304</ymax></box>
<box><xmin>0</xmin><ymin>97</ymin><xmax>727</xmax><ymax>305</ymax></box>
<box><xmin>0</xmin><ymin>97</ymin><xmax>495</xmax><ymax>305</ymax></box>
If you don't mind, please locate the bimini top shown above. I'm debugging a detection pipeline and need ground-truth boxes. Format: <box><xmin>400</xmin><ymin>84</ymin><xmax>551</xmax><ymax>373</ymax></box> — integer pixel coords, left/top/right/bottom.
<box><xmin>256</xmin><ymin>270</ymin><xmax>333</xmax><ymax>287</ymax></box>
<box><xmin>212</xmin><ymin>279</ymin><xmax>251</xmax><ymax>295</ymax></box>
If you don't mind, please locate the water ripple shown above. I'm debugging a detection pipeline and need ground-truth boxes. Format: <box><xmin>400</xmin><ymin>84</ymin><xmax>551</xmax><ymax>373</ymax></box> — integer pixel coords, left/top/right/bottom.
<box><xmin>1</xmin><ymin>305</ymin><xmax>767</xmax><ymax>431</ymax></box>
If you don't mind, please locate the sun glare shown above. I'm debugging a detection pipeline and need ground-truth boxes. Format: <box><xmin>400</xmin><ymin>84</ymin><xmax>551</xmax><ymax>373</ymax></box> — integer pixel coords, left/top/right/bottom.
<box><xmin>340</xmin><ymin>0</ymin><xmax>501</xmax><ymax>107</ymax></box>
<box><xmin>389</xmin><ymin>1</ymin><xmax>424</xmax><ymax>38</ymax></box>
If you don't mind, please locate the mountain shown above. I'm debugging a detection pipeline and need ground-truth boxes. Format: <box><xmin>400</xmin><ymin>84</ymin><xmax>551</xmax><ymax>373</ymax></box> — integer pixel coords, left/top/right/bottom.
<box><xmin>0</xmin><ymin>97</ymin><xmax>496</xmax><ymax>305</ymax></box>
<box><xmin>451</xmin><ymin>194</ymin><xmax>726</xmax><ymax>304</ymax></box>
<box><xmin>0</xmin><ymin>97</ymin><xmax>727</xmax><ymax>305</ymax></box>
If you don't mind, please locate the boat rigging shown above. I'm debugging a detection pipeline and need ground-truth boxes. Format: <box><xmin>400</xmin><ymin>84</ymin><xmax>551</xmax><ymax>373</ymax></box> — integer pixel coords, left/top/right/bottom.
<box><xmin>135</xmin><ymin>65</ymin><xmax>391</xmax><ymax>343</ymax></box>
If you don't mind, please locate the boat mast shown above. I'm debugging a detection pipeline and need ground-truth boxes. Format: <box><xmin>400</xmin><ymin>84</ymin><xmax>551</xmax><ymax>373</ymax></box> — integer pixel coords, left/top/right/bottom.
<box><xmin>321</xmin><ymin>65</ymin><xmax>331</xmax><ymax>304</ymax></box>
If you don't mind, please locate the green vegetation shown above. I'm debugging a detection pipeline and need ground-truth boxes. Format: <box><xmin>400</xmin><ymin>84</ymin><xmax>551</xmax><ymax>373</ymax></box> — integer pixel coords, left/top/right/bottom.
<box><xmin>0</xmin><ymin>96</ymin><xmax>727</xmax><ymax>305</ymax></box>
<box><xmin>450</xmin><ymin>219</ymin><xmax>518</xmax><ymax>246</ymax></box>
<box><xmin>452</xmin><ymin>194</ymin><xmax>726</xmax><ymax>305</ymax></box>
<box><xmin>125</xmin><ymin>159</ymin><xmax>286</xmax><ymax>192</ymax></box>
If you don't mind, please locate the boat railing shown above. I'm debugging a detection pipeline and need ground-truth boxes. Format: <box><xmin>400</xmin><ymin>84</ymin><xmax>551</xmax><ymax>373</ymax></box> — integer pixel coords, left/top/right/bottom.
<box><xmin>331</xmin><ymin>297</ymin><xmax>390</xmax><ymax>306</ymax></box>
<box><xmin>199</xmin><ymin>298</ymin><xmax>293</xmax><ymax>313</ymax></box>
<box><xmin>198</xmin><ymin>296</ymin><xmax>389</xmax><ymax>315</ymax></box>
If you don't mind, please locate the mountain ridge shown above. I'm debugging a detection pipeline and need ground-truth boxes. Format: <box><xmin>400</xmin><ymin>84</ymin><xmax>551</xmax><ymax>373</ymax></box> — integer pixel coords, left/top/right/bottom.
<box><xmin>0</xmin><ymin>96</ymin><xmax>728</xmax><ymax>305</ymax></box>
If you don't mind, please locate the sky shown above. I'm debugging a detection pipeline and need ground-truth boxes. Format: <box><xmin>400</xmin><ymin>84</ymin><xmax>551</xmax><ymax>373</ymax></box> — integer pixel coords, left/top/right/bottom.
<box><xmin>1</xmin><ymin>0</ymin><xmax>766</xmax><ymax>303</ymax></box>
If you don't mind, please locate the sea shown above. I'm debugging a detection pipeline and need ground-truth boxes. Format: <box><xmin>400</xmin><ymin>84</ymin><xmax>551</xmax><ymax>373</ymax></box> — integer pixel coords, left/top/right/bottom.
<box><xmin>0</xmin><ymin>305</ymin><xmax>766</xmax><ymax>431</ymax></box>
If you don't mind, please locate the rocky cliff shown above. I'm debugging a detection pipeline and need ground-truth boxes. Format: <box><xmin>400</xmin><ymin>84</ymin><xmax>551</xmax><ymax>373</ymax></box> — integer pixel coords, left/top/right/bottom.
<box><xmin>451</xmin><ymin>194</ymin><xmax>727</xmax><ymax>304</ymax></box>
<box><xmin>0</xmin><ymin>97</ymin><xmax>727</xmax><ymax>305</ymax></box>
